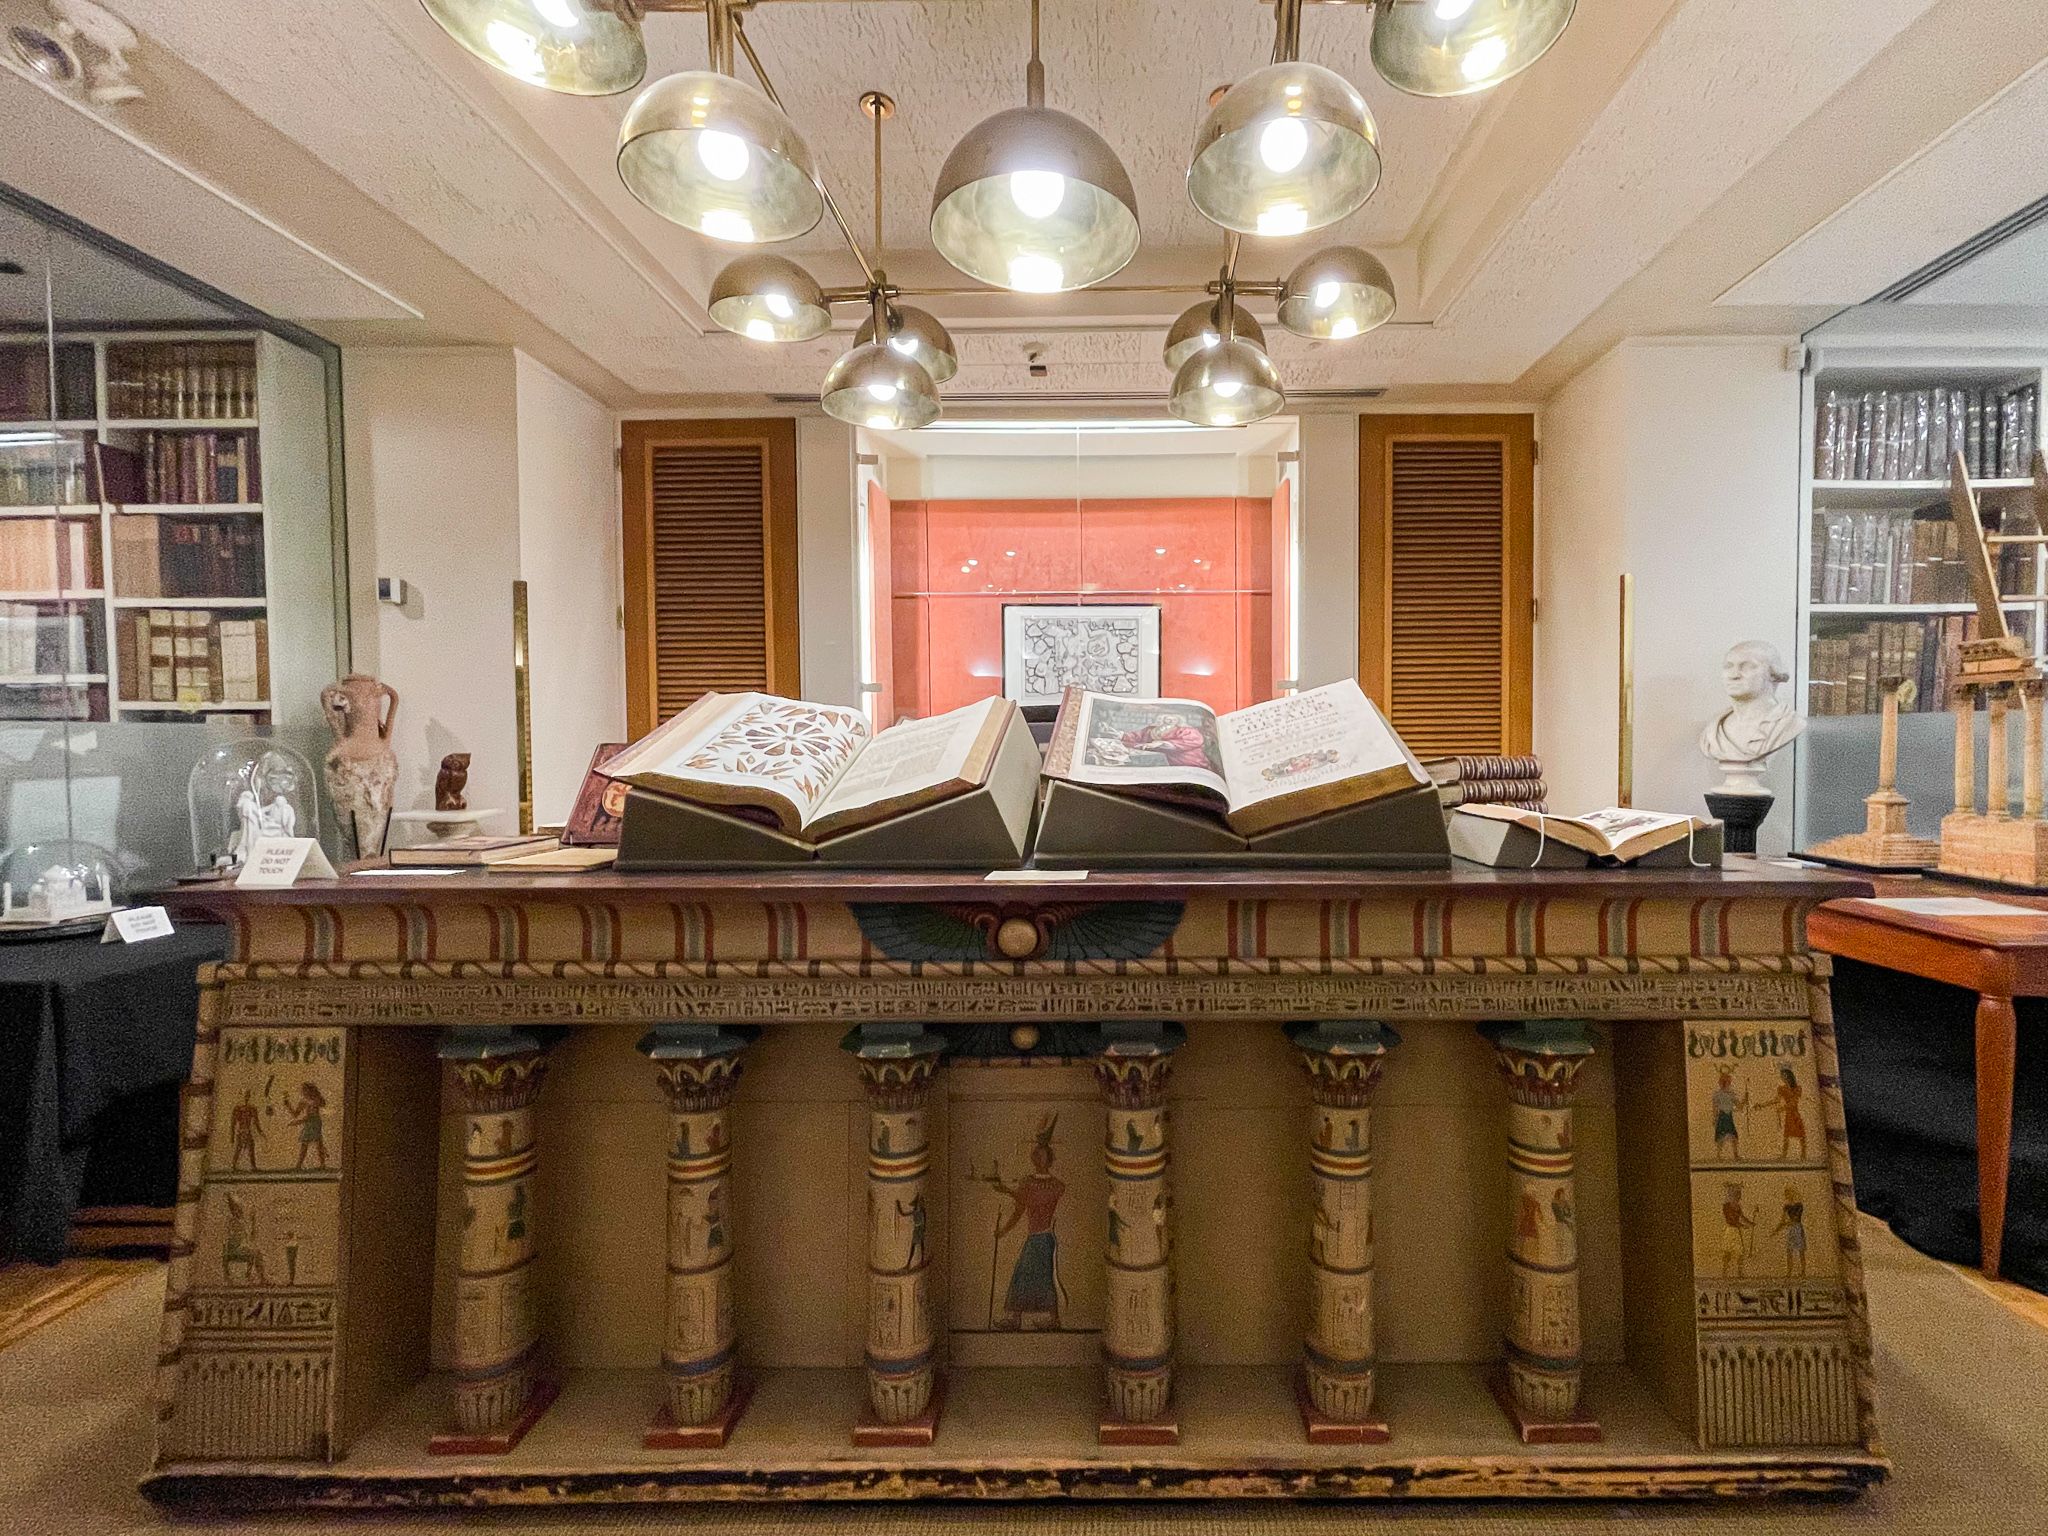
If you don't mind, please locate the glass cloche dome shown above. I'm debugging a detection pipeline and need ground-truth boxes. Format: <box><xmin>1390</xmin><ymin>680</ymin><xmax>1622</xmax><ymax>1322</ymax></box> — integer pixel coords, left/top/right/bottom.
<box><xmin>188</xmin><ymin>738</ymin><xmax>321</xmax><ymax>874</ymax></box>
<box><xmin>0</xmin><ymin>838</ymin><xmax>121</xmax><ymax>928</ymax></box>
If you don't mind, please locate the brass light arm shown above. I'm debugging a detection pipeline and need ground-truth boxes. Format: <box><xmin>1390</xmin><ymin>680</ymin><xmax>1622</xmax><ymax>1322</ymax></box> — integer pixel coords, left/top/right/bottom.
<box><xmin>731</xmin><ymin>12</ymin><xmax>877</xmax><ymax>285</ymax></box>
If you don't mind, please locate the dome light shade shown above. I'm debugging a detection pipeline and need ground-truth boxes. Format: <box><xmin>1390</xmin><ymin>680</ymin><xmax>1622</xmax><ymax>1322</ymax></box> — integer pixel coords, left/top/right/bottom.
<box><xmin>708</xmin><ymin>255</ymin><xmax>831</xmax><ymax>342</ymax></box>
<box><xmin>930</xmin><ymin>105</ymin><xmax>1141</xmax><ymax>292</ymax></box>
<box><xmin>854</xmin><ymin>304</ymin><xmax>958</xmax><ymax>384</ymax></box>
<box><xmin>1169</xmin><ymin>337</ymin><xmax>1284</xmax><ymax>427</ymax></box>
<box><xmin>1163</xmin><ymin>299</ymin><xmax>1267</xmax><ymax>372</ymax></box>
<box><xmin>618</xmin><ymin>70</ymin><xmax>824</xmax><ymax>243</ymax></box>
<box><xmin>1369</xmin><ymin>0</ymin><xmax>1575</xmax><ymax>98</ymax></box>
<box><xmin>1277</xmin><ymin>246</ymin><xmax>1395</xmax><ymax>339</ymax></box>
<box><xmin>418</xmin><ymin>0</ymin><xmax>646</xmax><ymax>95</ymax></box>
<box><xmin>1187</xmin><ymin>62</ymin><xmax>1381</xmax><ymax>237</ymax></box>
<box><xmin>822</xmin><ymin>342</ymin><xmax>941</xmax><ymax>430</ymax></box>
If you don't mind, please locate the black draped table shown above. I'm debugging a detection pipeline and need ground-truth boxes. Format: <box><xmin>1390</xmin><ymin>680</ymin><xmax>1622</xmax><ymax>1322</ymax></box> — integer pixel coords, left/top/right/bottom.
<box><xmin>0</xmin><ymin>923</ymin><xmax>224</xmax><ymax>1264</ymax></box>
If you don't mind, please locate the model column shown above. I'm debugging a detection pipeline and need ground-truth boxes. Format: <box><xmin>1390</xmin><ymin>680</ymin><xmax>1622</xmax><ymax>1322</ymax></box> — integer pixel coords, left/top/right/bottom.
<box><xmin>640</xmin><ymin>1023</ymin><xmax>759</xmax><ymax>1448</ymax></box>
<box><xmin>843</xmin><ymin>1023</ymin><xmax>948</xmax><ymax>1445</ymax></box>
<box><xmin>432</xmin><ymin>1025</ymin><xmax>555</xmax><ymax>1454</ymax></box>
<box><xmin>1094</xmin><ymin>1021</ymin><xmax>1186</xmax><ymax>1445</ymax></box>
<box><xmin>1288</xmin><ymin>1020</ymin><xmax>1398</xmax><ymax>1443</ymax></box>
<box><xmin>1483</xmin><ymin>1019</ymin><xmax>1600</xmax><ymax>1444</ymax></box>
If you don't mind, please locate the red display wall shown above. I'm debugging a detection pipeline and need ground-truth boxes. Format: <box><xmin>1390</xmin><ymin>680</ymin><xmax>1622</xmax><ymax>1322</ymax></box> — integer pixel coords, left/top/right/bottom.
<box><xmin>885</xmin><ymin>496</ymin><xmax>1284</xmax><ymax>718</ymax></box>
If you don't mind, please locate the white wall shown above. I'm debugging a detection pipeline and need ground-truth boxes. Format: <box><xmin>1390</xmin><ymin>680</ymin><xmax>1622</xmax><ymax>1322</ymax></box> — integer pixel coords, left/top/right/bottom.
<box><xmin>515</xmin><ymin>353</ymin><xmax>625</xmax><ymax>824</ymax></box>
<box><xmin>797</xmin><ymin>415</ymin><xmax>861</xmax><ymax>708</ymax></box>
<box><xmin>1537</xmin><ymin>339</ymin><xmax>1804</xmax><ymax>844</ymax></box>
<box><xmin>1296</xmin><ymin>413</ymin><xmax>1362</xmax><ymax>690</ymax></box>
<box><xmin>342</xmin><ymin>348</ymin><xmax>522</xmax><ymax>823</ymax></box>
<box><xmin>343</xmin><ymin>347</ymin><xmax>622</xmax><ymax>830</ymax></box>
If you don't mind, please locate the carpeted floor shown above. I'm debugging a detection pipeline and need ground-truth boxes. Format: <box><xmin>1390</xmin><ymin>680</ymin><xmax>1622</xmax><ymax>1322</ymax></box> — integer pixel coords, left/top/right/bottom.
<box><xmin>0</xmin><ymin>1219</ymin><xmax>2041</xmax><ymax>1534</ymax></box>
<box><xmin>0</xmin><ymin>1258</ymin><xmax>157</xmax><ymax>1352</ymax></box>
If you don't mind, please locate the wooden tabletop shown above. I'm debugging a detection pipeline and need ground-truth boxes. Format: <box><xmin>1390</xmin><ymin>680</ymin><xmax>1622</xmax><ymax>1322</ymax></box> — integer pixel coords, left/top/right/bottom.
<box><xmin>1809</xmin><ymin>874</ymin><xmax>2048</xmax><ymax>996</ymax></box>
<box><xmin>158</xmin><ymin>856</ymin><xmax>1870</xmax><ymax>914</ymax></box>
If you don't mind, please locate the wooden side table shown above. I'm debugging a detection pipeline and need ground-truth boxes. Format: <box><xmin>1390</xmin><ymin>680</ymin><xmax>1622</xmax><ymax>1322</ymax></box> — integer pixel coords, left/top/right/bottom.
<box><xmin>1808</xmin><ymin>882</ymin><xmax>2048</xmax><ymax>1278</ymax></box>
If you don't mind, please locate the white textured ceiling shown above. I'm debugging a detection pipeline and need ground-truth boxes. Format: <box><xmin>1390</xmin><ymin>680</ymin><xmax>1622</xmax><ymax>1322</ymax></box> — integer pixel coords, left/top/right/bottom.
<box><xmin>10</xmin><ymin>0</ymin><xmax>2047</xmax><ymax>405</ymax></box>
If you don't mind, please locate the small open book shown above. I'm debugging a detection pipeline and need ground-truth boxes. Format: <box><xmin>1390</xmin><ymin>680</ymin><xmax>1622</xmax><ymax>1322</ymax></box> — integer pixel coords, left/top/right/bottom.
<box><xmin>1040</xmin><ymin>679</ymin><xmax>1427</xmax><ymax>837</ymax></box>
<box><xmin>1452</xmin><ymin>804</ymin><xmax>1708</xmax><ymax>864</ymax></box>
<box><xmin>604</xmin><ymin>692</ymin><xmax>1017</xmax><ymax>843</ymax></box>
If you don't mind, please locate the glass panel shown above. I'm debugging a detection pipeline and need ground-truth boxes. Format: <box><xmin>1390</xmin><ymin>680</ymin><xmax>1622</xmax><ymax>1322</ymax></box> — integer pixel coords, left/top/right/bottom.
<box><xmin>0</xmin><ymin>189</ymin><xmax>347</xmax><ymax>898</ymax></box>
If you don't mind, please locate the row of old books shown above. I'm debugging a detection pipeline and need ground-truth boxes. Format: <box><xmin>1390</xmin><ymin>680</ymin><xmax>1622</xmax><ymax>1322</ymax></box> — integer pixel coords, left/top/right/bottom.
<box><xmin>115</xmin><ymin>609</ymin><xmax>268</xmax><ymax>704</ymax></box>
<box><xmin>0</xmin><ymin>517</ymin><xmax>96</xmax><ymax>592</ymax></box>
<box><xmin>1423</xmin><ymin>753</ymin><xmax>1547</xmax><ymax>811</ymax></box>
<box><xmin>106</xmin><ymin>346</ymin><xmax>257</xmax><ymax>422</ymax></box>
<box><xmin>1811</xmin><ymin>508</ymin><xmax>2034</xmax><ymax>605</ymax></box>
<box><xmin>0</xmin><ymin>603</ymin><xmax>90</xmax><ymax>676</ymax></box>
<box><xmin>135</xmin><ymin>430</ymin><xmax>260</xmax><ymax>504</ymax></box>
<box><xmin>108</xmin><ymin>513</ymin><xmax>264</xmax><ymax>599</ymax></box>
<box><xmin>1806</xmin><ymin>616</ymin><xmax>1997</xmax><ymax>717</ymax></box>
<box><xmin>1814</xmin><ymin>382</ymin><xmax>2039</xmax><ymax>482</ymax></box>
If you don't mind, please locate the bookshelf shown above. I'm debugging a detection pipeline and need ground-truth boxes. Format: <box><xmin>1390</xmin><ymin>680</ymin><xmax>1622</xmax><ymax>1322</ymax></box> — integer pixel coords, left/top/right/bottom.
<box><xmin>1796</xmin><ymin>348</ymin><xmax>2047</xmax><ymax>847</ymax></box>
<box><xmin>0</xmin><ymin>331</ymin><xmax>279</xmax><ymax>724</ymax></box>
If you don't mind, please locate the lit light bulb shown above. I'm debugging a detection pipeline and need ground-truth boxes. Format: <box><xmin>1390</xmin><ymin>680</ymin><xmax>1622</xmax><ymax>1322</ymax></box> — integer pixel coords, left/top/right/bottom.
<box><xmin>1460</xmin><ymin>35</ymin><xmax>1510</xmax><ymax>83</ymax></box>
<box><xmin>698</xmin><ymin>208</ymin><xmax>755</xmax><ymax>242</ymax></box>
<box><xmin>1434</xmin><ymin>0</ymin><xmax>1477</xmax><ymax>19</ymax></box>
<box><xmin>866</xmin><ymin>381</ymin><xmax>900</xmax><ymax>402</ymax></box>
<box><xmin>1330</xmin><ymin>317</ymin><xmax>1359</xmax><ymax>340</ymax></box>
<box><xmin>696</xmin><ymin>130</ymin><xmax>751</xmax><ymax>183</ymax></box>
<box><xmin>484</xmin><ymin>20</ymin><xmax>544</xmax><ymax>79</ymax></box>
<box><xmin>532</xmin><ymin>0</ymin><xmax>582</xmax><ymax>27</ymax></box>
<box><xmin>1007</xmin><ymin>254</ymin><xmax>1065</xmax><ymax>292</ymax></box>
<box><xmin>1258</xmin><ymin>117</ymin><xmax>1309</xmax><ymax>175</ymax></box>
<box><xmin>1214</xmin><ymin>377</ymin><xmax>1245</xmax><ymax>400</ymax></box>
<box><xmin>744</xmin><ymin>319</ymin><xmax>774</xmax><ymax>341</ymax></box>
<box><xmin>764</xmin><ymin>292</ymin><xmax>794</xmax><ymax>320</ymax></box>
<box><xmin>1312</xmin><ymin>280</ymin><xmax>1339</xmax><ymax>310</ymax></box>
<box><xmin>1256</xmin><ymin>202</ymin><xmax>1309</xmax><ymax>238</ymax></box>
<box><xmin>1009</xmin><ymin>170</ymin><xmax>1067</xmax><ymax>220</ymax></box>
<box><xmin>867</xmin><ymin>413</ymin><xmax>895</xmax><ymax>429</ymax></box>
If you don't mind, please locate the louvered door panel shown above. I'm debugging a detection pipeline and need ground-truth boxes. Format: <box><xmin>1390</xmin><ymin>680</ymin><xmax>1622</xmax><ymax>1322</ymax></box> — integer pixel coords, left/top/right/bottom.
<box><xmin>651</xmin><ymin>443</ymin><xmax>768</xmax><ymax>717</ymax></box>
<box><xmin>622</xmin><ymin>419</ymin><xmax>799</xmax><ymax>737</ymax></box>
<box><xmin>1360</xmin><ymin>415</ymin><xmax>1533</xmax><ymax>758</ymax></box>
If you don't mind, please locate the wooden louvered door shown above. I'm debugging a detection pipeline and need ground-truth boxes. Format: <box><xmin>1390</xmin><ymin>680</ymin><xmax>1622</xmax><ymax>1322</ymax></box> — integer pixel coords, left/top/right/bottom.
<box><xmin>1360</xmin><ymin>414</ymin><xmax>1534</xmax><ymax>756</ymax></box>
<box><xmin>621</xmin><ymin>418</ymin><xmax>800</xmax><ymax>737</ymax></box>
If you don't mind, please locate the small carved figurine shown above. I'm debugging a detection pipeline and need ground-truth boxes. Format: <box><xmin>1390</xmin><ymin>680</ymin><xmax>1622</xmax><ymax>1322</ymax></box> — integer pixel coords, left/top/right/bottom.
<box><xmin>436</xmin><ymin>752</ymin><xmax>472</xmax><ymax>813</ymax></box>
<box><xmin>321</xmin><ymin>673</ymin><xmax>400</xmax><ymax>860</ymax></box>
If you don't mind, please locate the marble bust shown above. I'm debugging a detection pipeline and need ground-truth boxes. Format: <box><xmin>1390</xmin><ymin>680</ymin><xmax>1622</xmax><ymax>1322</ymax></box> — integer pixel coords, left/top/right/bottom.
<box><xmin>1699</xmin><ymin>640</ymin><xmax>1805</xmax><ymax>795</ymax></box>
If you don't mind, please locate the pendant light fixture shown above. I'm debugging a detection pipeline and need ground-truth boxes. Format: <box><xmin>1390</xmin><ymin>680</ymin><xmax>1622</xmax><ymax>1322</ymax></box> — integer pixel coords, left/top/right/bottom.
<box><xmin>822</xmin><ymin>92</ymin><xmax>943</xmax><ymax>429</ymax></box>
<box><xmin>854</xmin><ymin>304</ymin><xmax>959</xmax><ymax>385</ymax></box>
<box><xmin>417</xmin><ymin>0</ymin><xmax>646</xmax><ymax>95</ymax></box>
<box><xmin>1162</xmin><ymin>297</ymin><xmax>1268</xmax><ymax>373</ymax></box>
<box><xmin>1188</xmin><ymin>0</ymin><xmax>1380</xmax><ymax>238</ymax></box>
<box><xmin>929</xmin><ymin>0</ymin><xmax>1140</xmax><ymax>293</ymax></box>
<box><xmin>1370</xmin><ymin>0</ymin><xmax>1576</xmax><ymax>98</ymax></box>
<box><xmin>708</xmin><ymin>253</ymin><xmax>832</xmax><ymax>341</ymax></box>
<box><xmin>616</xmin><ymin>0</ymin><xmax>823</xmax><ymax>243</ymax></box>
<box><xmin>1170</xmin><ymin>286</ymin><xmax>1284</xmax><ymax>427</ymax></box>
<box><xmin>1275</xmin><ymin>245</ymin><xmax>1395</xmax><ymax>340</ymax></box>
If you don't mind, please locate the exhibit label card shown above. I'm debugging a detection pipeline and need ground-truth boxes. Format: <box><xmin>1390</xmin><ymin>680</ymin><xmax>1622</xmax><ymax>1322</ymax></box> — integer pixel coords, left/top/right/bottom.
<box><xmin>238</xmin><ymin>837</ymin><xmax>340</xmax><ymax>887</ymax></box>
<box><xmin>102</xmin><ymin>905</ymin><xmax>173</xmax><ymax>943</ymax></box>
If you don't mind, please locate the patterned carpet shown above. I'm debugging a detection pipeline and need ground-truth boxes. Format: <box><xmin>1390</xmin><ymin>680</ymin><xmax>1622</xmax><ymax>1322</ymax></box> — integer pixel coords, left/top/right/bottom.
<box><xmin>0</xmin><ymin>1221</ymin><xmax>2041</xmax><ymax>1534</ymax></box>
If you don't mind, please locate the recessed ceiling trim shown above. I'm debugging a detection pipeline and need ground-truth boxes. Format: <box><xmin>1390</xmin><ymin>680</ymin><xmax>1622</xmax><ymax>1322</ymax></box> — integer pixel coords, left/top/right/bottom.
<box><xmin>1870</xmin><ymin>190</ymin><xmax>2048</xmax><ymax>303</ymax></box>
<box><xmin>767</xmin><ymin>387</ymin><xmax>1386</xmax><ymax>405</ymax></box>
<box><xmin>0</xmin><ymin>51</ymin><xmax>421</xmax><ymax>321</ymax></box>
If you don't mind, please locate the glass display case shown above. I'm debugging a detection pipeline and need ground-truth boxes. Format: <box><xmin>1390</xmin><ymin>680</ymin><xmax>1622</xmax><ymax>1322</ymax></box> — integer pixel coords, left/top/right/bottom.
<box><xmin>0</xmin><ymin>187</ymin><xmax>348</xmax><ymax>896</ymax></box>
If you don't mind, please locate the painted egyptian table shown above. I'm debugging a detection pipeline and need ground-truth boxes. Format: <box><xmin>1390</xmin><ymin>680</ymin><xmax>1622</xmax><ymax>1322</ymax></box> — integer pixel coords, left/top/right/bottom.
<box><xmin>145</xmin><ymin>862</ymin><xmax>1886</xmax><ymax>1509</ymax></box>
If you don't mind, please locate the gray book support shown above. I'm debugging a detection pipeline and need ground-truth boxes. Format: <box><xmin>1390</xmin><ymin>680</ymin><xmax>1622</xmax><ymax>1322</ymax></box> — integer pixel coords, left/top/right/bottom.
<box><xmin>615</xmin><ymin>710</ymin><xmax>1040</xmax><ymax>871</ymax></box>
<box><xmin>1030</xmin><ymin>778</ymin><xmax>1451</xmax><ymax>869</ymax></box>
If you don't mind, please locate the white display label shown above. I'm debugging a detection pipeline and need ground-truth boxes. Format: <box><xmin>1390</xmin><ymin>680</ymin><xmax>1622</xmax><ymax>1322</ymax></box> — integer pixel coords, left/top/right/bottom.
<box><xmin>102</xmin><ymin>905</ymin><xmax>174</xmax><ymax>943</ymax></box>
<box><xmin>237</xmin><ymin>837</ymin><xmax>339</xmax><ymax>887</ymax></box>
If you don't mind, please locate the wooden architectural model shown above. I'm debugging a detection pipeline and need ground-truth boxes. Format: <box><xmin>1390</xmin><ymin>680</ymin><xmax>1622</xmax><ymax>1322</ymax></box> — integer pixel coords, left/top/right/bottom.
<box><xmin>145</xmin><ymin>864</ymin><xmax>1886</xmax><ymax>1509</ymax></box>
<box><xmin>1938</xmin><ymin>450</ymin><xmax>2048</xmax><ymax>887</ymax></box>
<box><xmin>1803</xmin><ymin>675</ymin><xmax>1940</xmax><ymax>870</ymax></box>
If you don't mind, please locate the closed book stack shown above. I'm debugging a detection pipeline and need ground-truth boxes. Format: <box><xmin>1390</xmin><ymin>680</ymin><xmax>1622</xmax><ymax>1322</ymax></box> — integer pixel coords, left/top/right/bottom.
<box><xmin>137</xmin><ymin>430</ymin><xmax>260</xmax><ymax>504</ymax></box>
<box><xmin>1814</xmin><ymin>381</ymin><xmax>2039</xmax><ymax>481</ymax></box>
<box><xmin>1425</xmin><ymin>754</ymin><xmax>1547</xmax><ymax>812</ymax></box>
<box><xmin>1</xmin><ymin>602</ymin><xmax>92</xmax><ymax>676</ymax></box>
<box><xmin>0</xmin><ymin>518</ymin><xmax>95</xmax><ymax>592</ymax></box>
<box><xmin>117</xmin><ymin>609</ymin><xmax>267</xmax><ymax>704</ymax></box>
<box><xmin>110</xmin><ymin>513</ymin><xmax>162</xmax><ymax>596</ymax></box>
<box><xmin>1808</xmin><ymin>618</ymin><xmax>1957</xmax><ymax>715</ymax></box>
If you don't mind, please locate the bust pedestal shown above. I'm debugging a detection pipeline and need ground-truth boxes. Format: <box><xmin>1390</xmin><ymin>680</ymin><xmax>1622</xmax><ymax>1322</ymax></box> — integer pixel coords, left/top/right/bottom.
<box><xmin>1703</xmin><ymin>791</ymin><xmax>1772</xmax><ymax>856</ymax></box>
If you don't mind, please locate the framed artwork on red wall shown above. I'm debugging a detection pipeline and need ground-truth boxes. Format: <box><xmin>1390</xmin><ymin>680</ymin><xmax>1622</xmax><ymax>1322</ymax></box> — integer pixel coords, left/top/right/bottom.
<box><xmin>1002</xmin><ymin>603</ymin><xmax>1161</xmax><ymax>708</ymax></box>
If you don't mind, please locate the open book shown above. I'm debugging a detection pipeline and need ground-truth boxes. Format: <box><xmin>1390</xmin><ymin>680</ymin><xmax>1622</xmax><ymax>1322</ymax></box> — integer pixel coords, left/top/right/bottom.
<box><xmin>1453</xmin><ymin>804</ymin><xmax>1708</xmax><ymax>864</ymax></box>
<box><xmin>603</xmin><ymin>692</ymin><xmax>1017</xmax><ymax>843</ymax></box>
<box><xmin>1041</xmin><ymin>679</ymin><xmax>1427</xmax><ymax>837</ymax></box>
